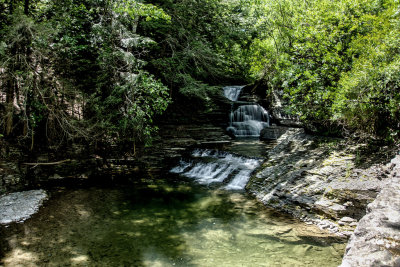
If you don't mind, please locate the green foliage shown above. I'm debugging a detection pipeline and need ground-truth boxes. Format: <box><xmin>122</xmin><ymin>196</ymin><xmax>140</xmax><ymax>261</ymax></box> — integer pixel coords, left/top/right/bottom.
<box><xmin>1</xmin><ymin>0</ymin><xmax>399</xmax><ymax>149</ymax></box>
<box><xmin>250</xmin><ymin>0</ymin><xmax>400</xmax><ymax>140</ymax></box>
<box><xmin>114</xmin><ymin>0</ymin><xmax>170</xmax><ymax>21</ymax></box>
<box><xmin>0</xmin><ymin>0</ymin><xmax>172</xmax><ymax>149</ymax></box>
<box><xmin>94</xmin><ymin>71</ymin><xmax>170</xmax><ymax>145</ymax></box>
<box><xmin>333</xmin><ymin>6</ymin><xmax>400</xmax><ymax>139</ymax></box>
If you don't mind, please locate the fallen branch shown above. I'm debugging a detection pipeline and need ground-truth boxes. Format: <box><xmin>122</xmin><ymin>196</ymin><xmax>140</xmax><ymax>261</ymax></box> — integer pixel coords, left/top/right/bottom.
<box><xmin>23</xmin><ymin>159</ymin><xmax>71</xmax><ymax>166</ymax></box>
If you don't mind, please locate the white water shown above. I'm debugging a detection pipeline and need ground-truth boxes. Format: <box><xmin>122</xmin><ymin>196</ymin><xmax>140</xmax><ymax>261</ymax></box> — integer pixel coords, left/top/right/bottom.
<box><xmin>171</xmin><ymin>149</ymin><xmax>262</xmax><ymax>190</ymax></box>
<box><xmin>171</xmin><ymin>86</ymin><xmax>270</xmax><ymax>190</ymax></box>
<box><xmin>224</xmin><ymin>86</ymin><xmax>270</xmax><ymax>137</ymax></box>
<box><xmin>228</xmin><ymin>104</ymin><xmax>270</xmax><ymax>137</ymax></box>
<box><xmin>223</xmin><ymin>85</ymin><xmax>244</xmax><ymax>101</ymax></box>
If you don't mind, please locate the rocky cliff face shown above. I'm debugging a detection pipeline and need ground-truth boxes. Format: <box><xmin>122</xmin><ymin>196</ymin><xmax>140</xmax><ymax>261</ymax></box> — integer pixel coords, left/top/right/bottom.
<box><xmin>247</xmin><ymin>128</ymin><xmax>391</xmax><ymax>237</ymax></box>
<box><xmin>0</xmin><ymin>140</ymin><xmax>101</xmax><ymax>194</ymax></box>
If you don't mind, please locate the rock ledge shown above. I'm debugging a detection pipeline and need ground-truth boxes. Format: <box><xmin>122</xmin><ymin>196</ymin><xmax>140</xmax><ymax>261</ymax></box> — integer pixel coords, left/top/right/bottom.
<box><xmin>0</xmin><ymin>189</ymin><xmax>48</xmax><ymax>225</ymax></box>
<box><xmin>340</xmin><ymin>155</ymin><xmax>400</xmax><ymax>266</ymax></box>
<box><xmin>248</xmin><ymin>128</ymin><xmax>387</xmax><ymax>236</ymax></box>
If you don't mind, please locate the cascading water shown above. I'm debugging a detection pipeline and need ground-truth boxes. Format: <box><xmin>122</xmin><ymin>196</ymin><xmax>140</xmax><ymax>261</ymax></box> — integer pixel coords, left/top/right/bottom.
<box><xmin>228</xmin><ymin>105</ymin><xmax>269</xmax><ymax>137</ymax></box>
<box><xmin>223</xmin><ymin>86</ymin><xmax>270</xmax><ymax>138</ymax></box>
<box><xmin>170</xmin><ymin>148</ymin><xmax>262</xmax><ymax>190</ymax></box>
<box><xmin>223</xmin><ymin>85</ymin><xmax>243</xmax><ymax>101</ymax></box>
<box><xmin>170</xmin><ymin>86</ymin><xmax>269</xmax><ymax>190</ymax></box>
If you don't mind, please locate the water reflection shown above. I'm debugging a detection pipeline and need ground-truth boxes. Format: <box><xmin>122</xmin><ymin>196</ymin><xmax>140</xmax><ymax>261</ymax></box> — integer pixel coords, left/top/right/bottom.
<box><xmin>223</xmin><ymin>139</ymin><xmax>276</xmax><ymax>158</ymax></box>
<box><xmin>1</xmin><ymin>177</ymin><xmax>345</xmax><ymax>266</ymax></box>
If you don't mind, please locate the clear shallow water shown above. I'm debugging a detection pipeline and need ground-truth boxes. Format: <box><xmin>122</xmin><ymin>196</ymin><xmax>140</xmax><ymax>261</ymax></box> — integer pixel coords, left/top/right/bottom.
<box><xmin>1</xmin><ymin>175</ymin><xmax>346</xmax><ymax>267</ymax></box>
<box><xmin>223</xmin><ymin>139</ymin><xmax>276</xmax><ymax>158</ymax></box>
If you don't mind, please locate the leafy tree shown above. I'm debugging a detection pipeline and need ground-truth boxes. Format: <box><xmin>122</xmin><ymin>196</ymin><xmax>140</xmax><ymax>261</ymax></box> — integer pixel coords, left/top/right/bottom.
<box><xmin>333</xmin><ymin>0</ymin><xmax>400</xmax><ymax>138</ymax></box>
<box><xmin>2</xmin><ymin>0</ymin><xmax>399</xmax><ymax>151</ymax></box>
<box><xmin>251</xmin><ymin>0</ymin><xmax>400</xmax><ymax>140</ymax></box>
<box><xmin>0</xmin><ymin>0</ymin><xmax>171</xmax><ymax>151</ymax></box>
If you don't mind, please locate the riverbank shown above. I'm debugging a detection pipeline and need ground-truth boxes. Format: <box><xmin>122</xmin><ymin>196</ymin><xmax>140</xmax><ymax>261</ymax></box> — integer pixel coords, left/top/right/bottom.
<box><xmin>340</xmin><ymin>155</ymin><xmax>400</xmax><ymax>266</ymax></box>
<box><xmin>248</xmin><ymin>128</ymin><xmax>400</xmax><ymax>265</ymax></box>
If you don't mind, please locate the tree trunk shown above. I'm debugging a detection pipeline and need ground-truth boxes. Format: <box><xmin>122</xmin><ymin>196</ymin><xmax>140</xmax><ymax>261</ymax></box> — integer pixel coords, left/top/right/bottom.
<box><xmin>9</xmin><ymin>0</ymin><xmax>15</xmax><ymax>14</ymax></box>
<box><xmin>24</xmin><ymin>0</ymin><xmax>29</xmax><ymax>15</ymax></box>
<box><xmin>5</xmin><ymin>79</ymin><xmax>14</xmax><ymax>136</ymax></box>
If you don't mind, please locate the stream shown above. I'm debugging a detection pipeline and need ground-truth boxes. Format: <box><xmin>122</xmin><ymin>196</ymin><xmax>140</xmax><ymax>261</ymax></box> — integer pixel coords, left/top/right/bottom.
<box><xmin>0</xmin><ymin>87</ymin><xmax>346</xmax><ymax>266</ymax></box>
<box><xmin>0</xmin><ymin>140</ymin><xmax>346</xmax><ymax>267</ymax></box>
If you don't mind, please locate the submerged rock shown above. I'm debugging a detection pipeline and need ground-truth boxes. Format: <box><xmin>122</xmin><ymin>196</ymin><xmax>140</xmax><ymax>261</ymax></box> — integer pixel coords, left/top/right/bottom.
<box><xmin>0</xmin><ymin>189</ymin><xmax>48</xmax><ymax>225</ymax></box>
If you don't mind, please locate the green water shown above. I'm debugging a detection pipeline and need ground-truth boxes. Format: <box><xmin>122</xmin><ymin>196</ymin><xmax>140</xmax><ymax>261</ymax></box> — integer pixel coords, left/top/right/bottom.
<box><xmin>224</xmin><ymin>139</ymin><xmax>276</xmax><ymax>158</ymax></box>
<box><xmin>1</xmin><ymin>175</ymin><xmax>346</xmax><ymax>267</ymax></box>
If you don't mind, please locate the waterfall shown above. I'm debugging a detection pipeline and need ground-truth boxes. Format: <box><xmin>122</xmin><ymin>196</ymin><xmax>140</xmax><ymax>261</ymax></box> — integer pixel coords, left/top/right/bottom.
<box><xmin>170</xmin><ymin>149</ymin><xmax>262</xmax><ymax>190</ymax></box>
<box><xmin>170</xmin><ymin>85</ymin><xmax>269</xmax><ymax>191</ymax></box>
<box><xmin>223</xmin><ymin>86</ymin><xmax>270</xmax><ymax>137</ymax></box>
<box><xmin>223</xmin><ymin>86</ymin><xmax>243</xmax><ymax>101</ymax></box>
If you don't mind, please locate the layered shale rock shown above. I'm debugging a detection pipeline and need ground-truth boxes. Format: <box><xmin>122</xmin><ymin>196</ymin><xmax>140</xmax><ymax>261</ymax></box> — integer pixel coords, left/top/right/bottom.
<box><xmin>247</xmin><ymin>128</ymin><xmax>389</xmax><ymax>236</ymax></box>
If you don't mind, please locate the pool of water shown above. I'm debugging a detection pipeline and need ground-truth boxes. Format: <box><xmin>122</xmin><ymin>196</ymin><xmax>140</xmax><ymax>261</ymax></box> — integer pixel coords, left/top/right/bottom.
<box><xmin>1</xmin><ymin>173</ymin><xmax>346</xmax><ymax>266</ymax></box>
<box><xmin>223</xmin><ymin>138</ymin><xmax>276</xmax><ymax>158</ymax></box>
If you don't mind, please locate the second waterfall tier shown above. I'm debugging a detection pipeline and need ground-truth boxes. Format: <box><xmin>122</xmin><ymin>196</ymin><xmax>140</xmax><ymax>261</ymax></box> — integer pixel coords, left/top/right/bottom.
<box><xmin>227</xmin><ymin>104</ymin><xmax>270</xmax><ymax>138</ymax></box>
<box><xmin>223</xmin><ymin>86</ymin><xmax>270</xmax><ymax>138</ymax></box>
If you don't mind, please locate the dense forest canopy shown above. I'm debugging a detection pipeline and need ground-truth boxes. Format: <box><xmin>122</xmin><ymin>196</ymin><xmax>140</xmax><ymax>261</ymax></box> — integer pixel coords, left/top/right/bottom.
<box><xmin>0</xmin><ymin>0</ymin><xmax>399</xmax><ymax>151</ymax></box>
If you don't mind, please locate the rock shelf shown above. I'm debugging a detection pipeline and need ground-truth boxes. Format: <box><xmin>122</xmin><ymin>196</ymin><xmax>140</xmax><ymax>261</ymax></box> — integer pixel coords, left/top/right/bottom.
<box><xmin>0</xmin><ymin>190</ymin><xmax>47</xmax><ymax>225</ymax></box>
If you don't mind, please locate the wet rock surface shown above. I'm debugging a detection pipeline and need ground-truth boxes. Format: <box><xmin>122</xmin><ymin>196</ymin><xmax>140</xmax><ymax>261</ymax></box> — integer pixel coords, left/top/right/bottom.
<box><xmin>340</xmin><ymin>155</ymin><xmax>400</xmax><ymax>266</ymax></box>
<box><xmin>0</xmin><ymin>190</ymin><xmax>48</xmax><ymax>225</ymax></box>
<box><xmin>260</xmin><ymin>125</ymin><xmax>290</xmax><ymax>140</ymax></box>
<box><xmin>247</xmin><ymin>128</ymin><xmax>392</xmax><ymax>237</ymax></box>
<box><xmin>248</xmin><ymin>128</ymin><xmax>400</xmax><ymax>265</ymax></box>
<box><xmin>137</xmin><ymin>124</ymin><xmax>232</xmax><ymax>171</ymax></box>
